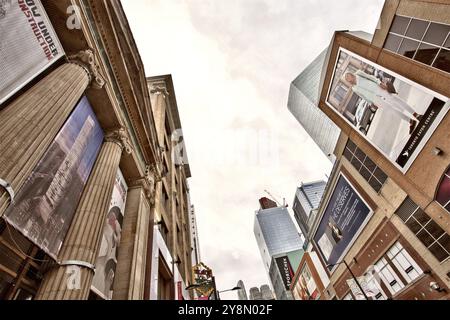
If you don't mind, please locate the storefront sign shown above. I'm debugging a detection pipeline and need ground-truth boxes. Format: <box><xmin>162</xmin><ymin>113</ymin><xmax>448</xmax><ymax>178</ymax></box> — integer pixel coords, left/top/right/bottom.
<box><xmin>4</xmin><ymin>97</ymin><xmax>104</xmax><ymax>259</ymax></box>
<box><xmin>326</xmin><ymin>48</ymin><xmax>449</xmax><ymax>173</ymax></box>
<box><xmin>91</xmin><ymin>169</ymin><xmax>128</xmax><ymax>300</ymax></box>
<box><xmin>0</xmin><ymin>0</ymin><xmax>64</xmax><ymax>105</ymax></box>
<box><xmin>275</xmin><ymin>256</ymin><xmax>295</xmax><ymax>290</ymax></box>
<box><xmin>314</xmin><ymin>173</ymin><xmax>373</xmax><ymax>270</ymax></box>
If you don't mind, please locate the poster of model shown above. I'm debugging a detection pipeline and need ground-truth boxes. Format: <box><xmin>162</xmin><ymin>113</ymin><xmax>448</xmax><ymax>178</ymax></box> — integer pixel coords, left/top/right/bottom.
<box><xmin>313</xmin><ymin>174</ymin><xmax>372</xmax><ymax>270</ymax></box>
<box><xmin>326</xmin><ymin>48</ymin><xmax>449</xmax><ymax>172</ymax></box>
<box><xmin>0</xmin><ymin>0</ymin><xmax>64</xmax><ymax>105</ymax></box>
<box><xmin>91</xmin><ymin>169</ymin><xmax>128</xmax><ymax>300</ymax></box>
<box><xmin>4</xmin><ymin>96</ymin><xmax>104</xmax><ymax>259</ymax></box>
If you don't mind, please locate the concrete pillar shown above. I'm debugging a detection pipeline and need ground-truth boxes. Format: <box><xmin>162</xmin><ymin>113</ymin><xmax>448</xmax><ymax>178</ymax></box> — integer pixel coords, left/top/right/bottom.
<box><xmin>0</xmin><ymin>50</ymin><xmax>105</xmax><ymax>217</ymax></box>
<box><xmin>35</xmin><ymin>128</ymin><xmax>132</xmax><ymax>300</ymax></box>
<box><xmin>112</xmin><ymin>167</ymin><xmax>156</xmax><ymax>300</ymax></box>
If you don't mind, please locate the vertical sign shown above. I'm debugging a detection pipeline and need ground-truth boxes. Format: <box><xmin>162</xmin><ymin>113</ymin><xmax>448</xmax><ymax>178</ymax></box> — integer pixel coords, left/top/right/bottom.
<box><xmin>91</xmin><ymin>169</ymin><xmax>128</xmax><ymax>300</ymax></box>
<box><xmin>0</xmin><ymin>0</ymin><xmax>64</xmax><ymax>105</ymax></box>
<box><xmin>314</xmin><ymin>174</ymin><xmax>373</xmax><ymax>269</ymax></box>
<box><xmin>275</xmin><ymin>256</ymin><xmax>295</xmax><ymax>290</ymax></box>
<box><xmin>4</xmin><ymin>97</ymin><xmax>104</xmax><ymax>259</ymax></box>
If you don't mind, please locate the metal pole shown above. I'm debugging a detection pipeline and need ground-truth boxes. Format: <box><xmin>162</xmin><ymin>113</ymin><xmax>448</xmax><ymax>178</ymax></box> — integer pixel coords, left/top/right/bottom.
<box><xmin>344</xmin><ymin>260</ymin><xmax>369</xmax><ymax>300</ymax></box>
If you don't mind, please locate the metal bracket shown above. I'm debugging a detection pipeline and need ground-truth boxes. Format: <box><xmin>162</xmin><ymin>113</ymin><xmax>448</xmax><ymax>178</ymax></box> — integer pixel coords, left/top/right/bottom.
<box><xmin>60</xmin><ymin>260</ymin><xmax>96</xmax><ymax>271</ymax></box>
<box><xmin>0</xmin><ymin>178</ymin><xmax>14</xmax><ymax>203</ymax></box>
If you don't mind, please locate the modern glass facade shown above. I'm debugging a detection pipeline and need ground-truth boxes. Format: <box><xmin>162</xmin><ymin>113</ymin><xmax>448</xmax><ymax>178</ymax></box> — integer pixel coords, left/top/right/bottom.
<box><xmin>254</xmin><ymin>206</ymin><xmax>304</xmax><ymax>271</ymax></box>
<box><xmin>293</xmin><ymin>181</ymin><xmax>327</xmax><ymax>248</ymax></box>
<box><xmin>288</xmin><ymin>49</ymin><xmax>341</xmax><ymax>162</ymax></box>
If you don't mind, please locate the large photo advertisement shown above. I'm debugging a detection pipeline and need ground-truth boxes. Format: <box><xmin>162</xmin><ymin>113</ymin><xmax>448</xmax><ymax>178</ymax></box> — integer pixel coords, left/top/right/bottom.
<box><xmin>313</xmin><ymin>174</ymin><xmax>372</xmax><ymax>270</ymax></box>
<box><xmin>4</xmin><ymin>97</ymin><xmax>104</xmax><ymax>259</ymax></box>
<box><xmin>326</xmin><ymin>48</ymin><xmax>450</xmax><ymax>172</ymax></box>
<box><xmin>91</xmin><ymin>169</ymin><xmax>128</xmax><ymax>300</ymax></box>
<box><xmin>0</xmin><ymin>0</ymin><xmax>64</xmax><ymax>105</ymax></box>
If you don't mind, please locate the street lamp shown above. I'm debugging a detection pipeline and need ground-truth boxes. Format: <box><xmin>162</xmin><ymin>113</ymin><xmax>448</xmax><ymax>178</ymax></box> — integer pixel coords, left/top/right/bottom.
<box><xmin>327</xmin><ymin>260</ymin><xmax>369</xmax><ymax>300</ymax></box>
<box><xmin>186</xmin><ymin>280</ymin><xmax>242</xmax><ymax>300</ymax></box>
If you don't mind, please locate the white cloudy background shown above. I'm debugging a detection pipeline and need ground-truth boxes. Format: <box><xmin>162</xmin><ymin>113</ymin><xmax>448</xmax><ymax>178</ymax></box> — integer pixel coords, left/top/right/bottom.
<box><xmin>122</xmin><ymin>0</ymin><xmax>384</xmax><ymax>300</ymax></box>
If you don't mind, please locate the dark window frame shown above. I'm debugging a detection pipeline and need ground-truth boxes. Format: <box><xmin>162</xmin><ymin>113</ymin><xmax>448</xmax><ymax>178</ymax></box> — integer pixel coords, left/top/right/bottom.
<box><xmin>384</xmin><ymin>14</ymin><xmax>450</xmax><ymax>75</ymax></box>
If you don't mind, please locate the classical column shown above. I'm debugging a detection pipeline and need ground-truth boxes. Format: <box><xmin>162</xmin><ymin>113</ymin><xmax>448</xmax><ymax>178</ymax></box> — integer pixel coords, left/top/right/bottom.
<box><xmin>112</xmin><ymin>165</ymin><xmax>157</xmax><ymax>300</ymax></box>
<box><xmin>0</xmin><ymin>50</ymin><xmax>105</xmax><ymax>217</ymax></box>
<box><xmin>35</xmin><ymin>128</ymin><xmax>132</xmax><ymax>300</ymax></box>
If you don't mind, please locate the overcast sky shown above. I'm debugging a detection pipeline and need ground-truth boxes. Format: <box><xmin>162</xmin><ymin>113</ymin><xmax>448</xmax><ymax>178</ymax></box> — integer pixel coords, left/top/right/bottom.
<box><xmin>122</xmin><ymin>0</ymin><xmax>384</xmax><ymax>300</ymax></box>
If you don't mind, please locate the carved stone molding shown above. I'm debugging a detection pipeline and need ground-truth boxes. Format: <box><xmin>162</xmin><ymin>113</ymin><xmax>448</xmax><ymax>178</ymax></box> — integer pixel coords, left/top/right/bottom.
<box><xmin>105</xmin><ymin>127</ymin><xmax>133</xmax><ymax>155</ymax></box>
<box><xmin>128</xmin><ymin>164</ymin><xmax>159</xmax><ymax>205</ymax></box>
<box><xmin>68</xmin><ymin>49</ymin><xmax>106</xmax><ymax>89</ymax></box>
<box><xmin>150</xmin><ymin>86</ymin><xmax>169</xmax><ymax>97</ymax></box>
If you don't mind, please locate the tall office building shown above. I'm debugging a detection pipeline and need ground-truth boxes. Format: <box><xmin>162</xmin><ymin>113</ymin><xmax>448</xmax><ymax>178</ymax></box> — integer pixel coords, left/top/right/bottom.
<box><xmin>260</xmin><ymin>285</ymin><xmax>275</xmax><ymax>300</ymax></box>
<box><xmin>292</xmin><ymin>180</ymin><xmax>327</xmax><ymax>248</ymax></box>
<box><xmin>249</xmin><ymin>287</ymin><xmax>263</xmax><ymax>300</ymax></box>
<box><xmin>254</xmin><ymin>204</ymin><xmax>303</xmax><ymax>272</ymax></box>
<box><xmin>288</xmin><ymin>49</ymin><xmax>341</xmax><ymax>162</ymax></box>
<box><xmin>236</xmin><ymin>280</ymin><xmax>248</xmax><ymax>300</ymax></box>
<box><xmin>254</xmin><ymin>200</ymin><xmax>304</xmax><ymax>300</ymax></box>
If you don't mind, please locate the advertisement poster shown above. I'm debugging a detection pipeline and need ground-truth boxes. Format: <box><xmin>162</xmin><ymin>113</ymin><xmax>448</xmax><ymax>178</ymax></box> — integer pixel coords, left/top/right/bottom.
<box><xmin>314</xmin><ymin>174</ymin><xmax>372</xmax><ymax>270</ymax></box>
<box><xmin>275</xmin><ymin>256</ymin><xmax>295</xmax><ymax>290</ymax></box>
<box><xmin>326</xmin><ymin>48</ymin><xmax>449</xmax><ymax>172</ymax></box>
<box><xmin>300</xmin><ymin>265</ymin><xmax>320</xmax><ymax>300</ymax></box>
<box><xmin>4</xmin><ymin>96</ymin><xmax>104</xmax><ymax>259</ymax></box>
<box><xmin>91</xmin><ymin>169</ymin><xmax>128</xmax><ymax>300</ymax></box>
<box><xmin>0</xmin><ymin>0</ymin><xmax>64</xmax><ymax>105</ymax></box>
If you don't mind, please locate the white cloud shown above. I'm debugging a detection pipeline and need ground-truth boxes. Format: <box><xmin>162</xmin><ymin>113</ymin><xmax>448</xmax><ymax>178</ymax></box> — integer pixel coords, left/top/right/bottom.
<box><xmin>122</xmin><ymin>0</ymin><xmax>385</xmax><ymax>300</ymax></box>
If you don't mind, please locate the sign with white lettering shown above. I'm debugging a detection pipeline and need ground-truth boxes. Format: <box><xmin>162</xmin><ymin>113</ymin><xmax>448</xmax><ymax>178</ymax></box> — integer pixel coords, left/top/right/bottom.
<box><xmin>314</xmin><ymin>173</ymin><xmax>373</xmax><ymax>270</ymax></box>
<box><xmin>275</xmin><ymin>256</ymin><xmax>295</xmax><ymax>290</ymax></box>
<box><xmin>0</xmin><ymin>0</ymin><xmax>64</xmax><ymax>105</ymax></box>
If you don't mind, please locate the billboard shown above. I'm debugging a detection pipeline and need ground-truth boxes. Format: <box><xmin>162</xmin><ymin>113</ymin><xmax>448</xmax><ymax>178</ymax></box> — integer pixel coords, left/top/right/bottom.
<box><xmin>4</xmin><ymin>96</ymin><xmax>104</xmax><ymax>259</ymax></box>
<box><xmin>0</xmin><ymin>0</ymin><xmax>64</xmax><ymax>105</ymax></box>
<box><xmin>275</xmin><ymin>256</ymin><xmax>295</xmax><ymax>290</ymax></box>
<box><xmin>91</xmin><ymin>169</ymin><xmax>128</xmax><ymax>300</ymax></box>
<box><xmin>326</xmin><ymin>48</ymin><xmax>450</xmax><ymax>172</ymax></box>
<box><xmin>313</xmin><ymin>173</ymin><xmax>373</xmax><ymax>270</ymax></box>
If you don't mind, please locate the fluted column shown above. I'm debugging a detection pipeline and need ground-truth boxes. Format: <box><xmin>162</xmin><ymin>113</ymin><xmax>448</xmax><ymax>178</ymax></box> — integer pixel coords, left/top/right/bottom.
<box><xmin>35</xmin><ymin>128</ymin><xmax>132</xmax><ymax>300</ymax></box>
<box><xmin>0</xmin><ymin>50</ymin><xmax>105</xmax><ymax>217</ymax></box>
<box><xmin>112</xmin><ymin>166</ymin><xmax>157</xmax><ymax>300</ymax></box>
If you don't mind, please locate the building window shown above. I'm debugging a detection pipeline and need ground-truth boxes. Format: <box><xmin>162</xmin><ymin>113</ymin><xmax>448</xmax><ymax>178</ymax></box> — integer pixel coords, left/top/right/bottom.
<box><xmin>375</xmin><ymin>257</ymin><xmax>405</xmax><ymax>295</ymax></box>
<box><xmin>384</xmin><ymin>15</ymin><xmax>450</xmax><ymax>74</ymax></box>
<box><xmin>436</xmin><ymin>167</ymin><xmax>450</xmax><ymax>212</ymax></box>
<box><xmin>343</xmin><ymin>140</ymin><xmax>388</xmax><ymax>192</ymax></box>
<box><xmin>395</xmin><ymin>198</ymin><xmax>450</xmax><ymax>263</ymax></box>
<box><xmin>386</xmin><ymin>242</ymin><xmax>423</xmax><ymax>284</ymax></box>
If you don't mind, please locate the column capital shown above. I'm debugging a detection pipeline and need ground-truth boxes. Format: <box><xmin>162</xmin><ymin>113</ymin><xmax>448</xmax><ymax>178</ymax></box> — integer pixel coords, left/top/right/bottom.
<box><xmin>105</xmin><ymin>127</ymin><xmax>133</xmax><ymax>155</ymax></box>
<box><xmin>68</xmin><ymin>49</ymin><xmax>106</xmax><ymax>89</ymax></box>
<box><xmin>128</xmin><ymin>164</ymin><xmax>159</xmax><ymax>205</ymax></box>
<box><xmin>150</xmin><ymin>86</ymin><xmax>170</xmax><ymax>98</ymax></box>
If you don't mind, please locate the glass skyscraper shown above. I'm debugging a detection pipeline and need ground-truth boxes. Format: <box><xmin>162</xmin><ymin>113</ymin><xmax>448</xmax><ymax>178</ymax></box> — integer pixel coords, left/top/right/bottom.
<box><xmin>292</xmin><ymin>180</ymin><xmax>327</xmax><ymax>248</ymax></box>
<box><xmin>288</xmin><ymin>48</ymin><xmax>341</xmax><ymax>162</ymax></box>
<box><xmin>254</xmin><ymin>206</ymin><xmax>304</xmax><ymax>300</ymax></box>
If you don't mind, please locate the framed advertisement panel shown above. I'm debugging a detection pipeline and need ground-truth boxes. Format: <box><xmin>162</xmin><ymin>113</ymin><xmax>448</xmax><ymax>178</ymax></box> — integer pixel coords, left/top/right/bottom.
<box><xmin>4</xmin><ymin>96</ymin><xmax>104</xmax><ymax>259</ymax></box>
<box><xmin>326</xmin><ymin>48</ymin><xmax>450</xmax><ymax>173</ymax></box>
<box><xmin>91</xmin><ymin>169</ymin><xmax>128</xmax><ymax>300</ymax></box>
<box><xmin>313</xmin><ymin>173</ymin><xmax>373</xmax><ymax>272</ymax></box>
<box><xmin>0</xmin><ymin>0</ymin><xmax>65</xmax><ymax>105</ymax></box>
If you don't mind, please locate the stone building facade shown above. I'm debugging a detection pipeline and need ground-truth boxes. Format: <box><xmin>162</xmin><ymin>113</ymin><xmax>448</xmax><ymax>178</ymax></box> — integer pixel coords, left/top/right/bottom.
<box><xmin>0</xmin><ymin>0</ymin><xmax>196</xmax><ymax>300</ymax></box>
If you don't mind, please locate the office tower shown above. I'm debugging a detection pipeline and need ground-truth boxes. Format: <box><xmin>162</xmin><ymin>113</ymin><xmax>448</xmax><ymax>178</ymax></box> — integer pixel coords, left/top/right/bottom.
<box><xmin>292</xmin><ymin>180</ymin><xmax>327</xmax><ymax>248</ymax></box>
<box><xmin>254</xmin><ymin>201</ymin><xmax>304</xmax><ymax>300</ymax></box>
<box><xmin>260</xmin><ymin>285</ymin><xmax>275</xmax><ymax>300</ymax></box>
<box><xmin>236</xmin><ymin>280</ymin><xmax>248</xmax><ymax>300</ymax></box>
<box><xmin>288</xmin><ymin>49</ymin><xmax>341</xmax><ymax>162</ymax></box>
